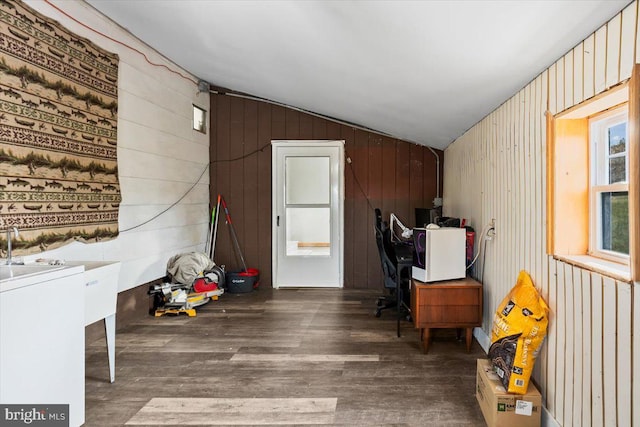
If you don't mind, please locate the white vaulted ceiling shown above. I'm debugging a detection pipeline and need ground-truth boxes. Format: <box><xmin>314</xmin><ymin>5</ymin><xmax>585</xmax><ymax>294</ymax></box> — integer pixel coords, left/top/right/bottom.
<box><xmin>86</xmin><ymin>0</ymin><xmax>629</xmax><ymax>150</ymax></box>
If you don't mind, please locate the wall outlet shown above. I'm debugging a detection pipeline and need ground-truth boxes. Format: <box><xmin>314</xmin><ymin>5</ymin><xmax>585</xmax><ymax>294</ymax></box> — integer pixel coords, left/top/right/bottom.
<box><xmin>489</xmin><ymin>218</ymin><xmax>496</xmax><ymax>239</ymax></box>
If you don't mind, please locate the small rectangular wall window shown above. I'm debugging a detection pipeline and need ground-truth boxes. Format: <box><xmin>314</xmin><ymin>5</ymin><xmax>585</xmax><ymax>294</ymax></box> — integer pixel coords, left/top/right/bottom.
<box><xmin>193</xmin><ymin>105</ymin><xmax>206</xmax><ymax>133</ymax></box>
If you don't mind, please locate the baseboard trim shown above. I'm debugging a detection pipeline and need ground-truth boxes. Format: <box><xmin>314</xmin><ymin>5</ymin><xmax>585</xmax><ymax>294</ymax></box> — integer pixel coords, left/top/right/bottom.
<box><xmin>473</xmin><ymin>326</ymin><xmax>490</xmax><ymax>354</ymax></box>
<box><xmin>542</xmin><ymin>406</ymin><xmax>561</xmax><ymax>427</ymax></box>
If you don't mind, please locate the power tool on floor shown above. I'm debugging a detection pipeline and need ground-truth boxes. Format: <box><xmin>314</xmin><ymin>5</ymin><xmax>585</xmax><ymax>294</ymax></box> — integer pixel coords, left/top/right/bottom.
<box><xmin>148</xmin><ymin>279</ymin><xmax>223</xmax><ymax>317</ymax></box>
<box><xmin>151</xmin><ymin>253</ymin><xmax>226</xmax><ymax>317</ymax></box>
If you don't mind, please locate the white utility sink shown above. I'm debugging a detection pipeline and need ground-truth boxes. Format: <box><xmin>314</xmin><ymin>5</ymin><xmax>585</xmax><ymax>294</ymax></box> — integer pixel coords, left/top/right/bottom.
<box><xmin>0</xmin><ymin>262</ymin><xmax>85</xmax><ymax>426</ymax></box>
<box><xmin>0</xmin><ymin>264</ymin><xmax>66</xmax><ymax>283</ymax></box>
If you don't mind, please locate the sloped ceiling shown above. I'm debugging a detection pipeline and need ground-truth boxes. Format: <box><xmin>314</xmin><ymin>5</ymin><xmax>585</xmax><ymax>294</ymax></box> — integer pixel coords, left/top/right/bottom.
<box><xmin>86</xmin><ymin>0</ymin><xmax>629</xmax><ymax>150</ymax></box>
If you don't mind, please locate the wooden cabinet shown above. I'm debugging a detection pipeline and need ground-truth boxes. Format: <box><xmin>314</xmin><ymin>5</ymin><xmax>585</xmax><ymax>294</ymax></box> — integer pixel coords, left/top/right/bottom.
<box><xmin>411</xmin><ymin>277</ymin><xmax>482</xmax><ymax>353</ymax></box>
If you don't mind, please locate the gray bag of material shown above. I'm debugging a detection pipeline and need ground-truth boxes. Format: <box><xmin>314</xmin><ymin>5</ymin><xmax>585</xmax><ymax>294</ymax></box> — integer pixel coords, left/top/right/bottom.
<box><xmin>166</xmin><ymin>252</ymin><xmax>215</xmax><ymax>285</ymax></box>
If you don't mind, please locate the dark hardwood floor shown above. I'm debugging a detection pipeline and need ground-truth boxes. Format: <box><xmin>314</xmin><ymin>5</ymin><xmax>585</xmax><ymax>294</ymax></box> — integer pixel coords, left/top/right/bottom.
<box><xmin>85</xmin><ymin>288</ymin><xmax>487</xmax><ymax>426</ymax></box>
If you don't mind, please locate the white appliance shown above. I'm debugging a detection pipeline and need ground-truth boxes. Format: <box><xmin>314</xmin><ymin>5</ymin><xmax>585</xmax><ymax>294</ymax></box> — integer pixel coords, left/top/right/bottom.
<box><xmin>412</xmin><ymin>227</ymin><xmax>466</xmax><ymax>282</ymax></box>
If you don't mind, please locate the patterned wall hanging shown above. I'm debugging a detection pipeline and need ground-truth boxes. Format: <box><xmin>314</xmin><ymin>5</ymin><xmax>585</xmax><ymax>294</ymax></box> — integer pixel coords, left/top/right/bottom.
<box><xmin>0</xmin><ymin>0</ymin><xmax>120</xmax><ymax>255</ymax></box>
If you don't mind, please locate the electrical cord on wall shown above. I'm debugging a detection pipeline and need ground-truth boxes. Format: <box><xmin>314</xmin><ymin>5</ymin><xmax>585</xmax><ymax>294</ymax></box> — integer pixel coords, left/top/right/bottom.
<box><xmin>467</xmin><ymin>222</ymin><xmax>495</xmax><ymax>285</ymax></box>
<box><xmin>119</xmin><ymin>147</ymin><xmax>416</xmax><ymax>234</ymax></box>
<box><xmin>120</xmin><ymin>140</ymin><xmax>278</xmax><ymax>233</ymax></box>
<box><xmin>119</xmin><ymin>164</ymin><xmax>209</xmax><ymax>233</ymax></box>
<box><xmin>481</xmin><ymin>235</ymin><xmax>490</xmax><ymax>284</ymax></box>
<box><xmin>211</xmin><ymin>141</ymin><xmax>272</xmax><ymax>163</ymax></box>
<box><xmin>345</xmin><ymin>154</ymin><xmax>376</xmax><ymax>213</ymax></box>
<box><xmin>466</xmin><ymin>223</ymin><xmax>493</xmax><ymax>269</ymax></box>
<box><xmin>43</xmin><ymin>0</ymin><xmax>198</xmax><ymax>85</ymax></box>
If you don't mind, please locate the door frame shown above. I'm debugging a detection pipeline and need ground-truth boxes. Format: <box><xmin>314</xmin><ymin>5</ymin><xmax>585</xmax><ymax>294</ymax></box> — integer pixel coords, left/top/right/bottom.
<box><xmin>271</xmin><ymin>140</ymin><xmax>345</xmax><ymax>289</ymax></box>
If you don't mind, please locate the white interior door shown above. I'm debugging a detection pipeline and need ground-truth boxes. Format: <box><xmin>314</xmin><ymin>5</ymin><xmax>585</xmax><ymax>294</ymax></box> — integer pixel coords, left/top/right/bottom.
<box><xmin>272</xmin><ymin>141</ymin><xmax>344</xmax><ymax>288</ymax></box>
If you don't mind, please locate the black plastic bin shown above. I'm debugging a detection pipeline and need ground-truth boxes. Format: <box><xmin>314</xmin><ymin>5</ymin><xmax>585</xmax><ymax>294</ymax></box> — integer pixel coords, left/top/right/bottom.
<box><xmin>226</xmin><ymin>268</ymin><xmax>260</xmax><ymax>293</ymax></box>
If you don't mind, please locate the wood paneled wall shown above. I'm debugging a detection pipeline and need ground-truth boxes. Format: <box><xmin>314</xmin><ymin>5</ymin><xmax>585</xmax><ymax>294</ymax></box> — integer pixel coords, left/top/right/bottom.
<box><xmin>444</xmin><ymin>2</ymin><xmax>640</xmax><ymax>426</ymax></box>
<box><xmin>209</xmin><ymin>94</ymin><xmax>442</xmax><ymax>289</ymax></box>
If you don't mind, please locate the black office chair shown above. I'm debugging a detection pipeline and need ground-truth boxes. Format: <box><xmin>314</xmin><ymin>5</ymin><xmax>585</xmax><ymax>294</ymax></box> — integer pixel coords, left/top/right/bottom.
<box><xmin>374</xmin><ymin>208</ymin><xmax>410</xmax><ymax>318</ymax></box>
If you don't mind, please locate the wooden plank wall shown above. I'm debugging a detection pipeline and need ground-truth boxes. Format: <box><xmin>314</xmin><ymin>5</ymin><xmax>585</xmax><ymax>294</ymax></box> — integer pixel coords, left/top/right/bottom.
<box><xmin>209</xmin><ymin>94</ymin><xmax>442</xmax><ymax>289</ymax></box>
<box><xmin>25</xmin><ymin>1</ymin><xmax>210</xmax><ymax>292</ymax></box>
<box><xmin>444</xmin><ymin>2</ymin><xmax>640</xmax><ymax>426</ymax></box>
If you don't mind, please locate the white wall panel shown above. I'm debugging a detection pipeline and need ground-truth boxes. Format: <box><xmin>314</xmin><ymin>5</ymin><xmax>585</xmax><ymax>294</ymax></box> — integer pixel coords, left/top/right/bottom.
<box><xmin>117</xmin><ymin>204</ymin><xmax>207</xmax><ymax>233</ymax></box>
<box><xmin>564</xmin><ymin>51</ymin><xmax>574</xmax><ymax>110</ymax></box>
<box><xmin>602</xmin><ymin>277</ymin><xmax>617</xmax><ymax>426</ymax></box>
<box><xmin>117</xmin><ymin>121</ymin><xmax>207</xmax><ymax>162</ymax></box>
<box><xmin>444</xmin><ymin>3</ymin><xmax>638</xmax><ymax>426</ymax></box>
<box><xmin>606</xmin><ymin>13</ymin><xmax>622</xmax><ymax>88</ymax></box>
<box><xmin>23</xmin><ymin>1</ymin><xmax>209</xmax><ymax>292</ymax></box>
<box><xmin>620</xmin><ymin>2</ymin><xmax>637</xmax><ymax>81</ymax></box>
<box><xmin>592</xmin><ymin>274</ymin><xmax>604</xmax><ymax>427</ymax></box>
<box><xmin>554</xmin><ymin>262</ymin><xmax>566</xmax><ymax>423</ymax></box>
<box><xmin>549</xmin><ymin>62</ymin><xmax>558</xmax><ymax>115</ymax></box>
<box><xmin>571</xmin><ymin>266</ymin><xmax>582</xmax><ymax>426</ymax></box>
<box><xmin>117</xmin><ymin>178</ymin><xmax>208</xmax><ymax>207</ymax></box>
<box><xmin>524</xmin><ymin>84</ymin><xmax>533</xmax><ymax>276</ymax></box>
<box><xmin>595</xmin><ymin>26</ymin><xmax>608</xmax><ymax>94</ymax></box>
<box><xmin>537</xmin><ymin>73</ymin><xmax>547</xmax><ymax>290</ymax></box>
<box><xmin>102</xmin><ymin>224</ymin><xmax>203</xmax><ymax>262</ymax></box>
<box><xmin>584</xmin><ymin>35</ymin><xmax>596</xmax><ymax>100</ymax></box>
<box><xmin>544</xmin><ymin>258</ymin><xmax>557</xmax><ymax>412</ymax></box>
<box><xmin>573</xmin><ymin>44</ymin><xmax>584</xmax><ymax>105</ymax></box>
<box><xmin>532</xmin><ymin>73</ymin><xmax>546</xmax><ymax>388</ymax></box>
<box><xmin>580</xmin><ymin>269</ymin><xmax>592</xmax><ymax>427</ymax></box>
<box><xmin>634</xmin><ymin>282</ymin><xmax>640</xmax><ymax>427</ymax></box>
<box><xmin>118</xmin><ymin>93</ymin><xmax>194</xmax><ymax>138</ymax></box>
<box><xmin>556</xmin><ymin>58</ymin><xmax>566</xmax><ymax>113</ymax></box>
<box><xmin>118</xmin><ymin>62</ymin><xmax>209</xmax><ymax>114</ymax></box>
<box><xmin>617</xmin><ymin>282</ymin><xmax>632</xmax><ymax>427</ymax></box>
<box><xmin>117</xmin><ymin>148</ymin><xmax>208</xmax><ymax>182</ymax></box>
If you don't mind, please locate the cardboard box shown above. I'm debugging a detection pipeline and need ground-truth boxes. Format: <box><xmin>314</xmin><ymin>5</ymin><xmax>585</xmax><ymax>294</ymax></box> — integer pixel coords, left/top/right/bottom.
<box><xmin>476</xmin><ymin>359</ymin><xmax>541</xmax><ymax>427</ymax></box>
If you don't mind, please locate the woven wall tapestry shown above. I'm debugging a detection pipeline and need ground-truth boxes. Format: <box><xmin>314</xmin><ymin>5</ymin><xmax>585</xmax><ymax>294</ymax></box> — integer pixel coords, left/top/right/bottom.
<box><xmin>0</xmin><ymin>0</ymin><xmax>120</xmax><ymax>255</ymax></box>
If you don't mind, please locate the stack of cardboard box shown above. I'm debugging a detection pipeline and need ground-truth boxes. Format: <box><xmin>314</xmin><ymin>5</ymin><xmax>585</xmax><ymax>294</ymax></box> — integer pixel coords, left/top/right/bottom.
<box><xmin>476</xmin><ymin>359</ymin><xmax>542</xmax><ymax>427</ymax></box>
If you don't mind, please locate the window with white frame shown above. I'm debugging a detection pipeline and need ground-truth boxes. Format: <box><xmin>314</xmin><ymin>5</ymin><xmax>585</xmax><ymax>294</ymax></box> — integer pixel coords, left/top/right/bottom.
<box><xmin>193</xmin><ymin>105</ymin><xmax>206</xmax><ymax>133</ymax></box>
<box><xmin>549</xmin><ymin>77</ymin><xmax>640</xmax><ymax>282</ymax></box>
<box><xmin>589</xmin><ymin>106</ymin><xmax>629</xmax><ymax>262</ymax></box>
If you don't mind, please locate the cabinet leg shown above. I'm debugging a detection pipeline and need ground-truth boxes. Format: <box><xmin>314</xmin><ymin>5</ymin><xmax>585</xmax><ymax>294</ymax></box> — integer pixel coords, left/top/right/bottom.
<box><xmin>422</xmin><ymin>328</ymin><xmax>431</xmax><ymax>353</ymax></box>
<box><xmin>465</xmin><ymin>327</ymin><xmax>473</xmax><ymax>353</ymax></box>
<box><xmin>104</xmin><ymin>314</ymin><xmax>116</xmax><ymax>383</ymax></box>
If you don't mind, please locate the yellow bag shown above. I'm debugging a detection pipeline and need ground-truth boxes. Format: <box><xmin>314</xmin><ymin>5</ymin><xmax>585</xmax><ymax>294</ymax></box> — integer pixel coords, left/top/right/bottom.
<box><xmin>488</xmin><ymin>270</ymin><xmax>549</xmax><ymax>394</ymax></box>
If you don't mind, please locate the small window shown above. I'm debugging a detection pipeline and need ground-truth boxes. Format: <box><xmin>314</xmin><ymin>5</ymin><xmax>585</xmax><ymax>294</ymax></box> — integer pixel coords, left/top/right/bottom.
<box><xmin>547</xmin><ymin>82</ymin><xmax>636</xmax><ymax>281</ymax></box>
<box><xmin>193</xmin><ymin>105</ymin><xmax>206</xmax><ymax>133</ymax></box>
<box><xmin>589</xmin><ymin>108</ymin><xmax>629</xmax><ymax>261</ymax></box>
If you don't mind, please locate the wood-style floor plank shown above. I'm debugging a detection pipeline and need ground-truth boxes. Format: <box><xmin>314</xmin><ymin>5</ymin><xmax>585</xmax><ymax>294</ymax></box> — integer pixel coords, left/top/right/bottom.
<box><xmin>86</xmin><ymin>288</ymin><xmax>486</xmax><ymax>426</ymax></box>
<box><xmin>126</xmin><ymin>397</ymin><xmax>338</xmax><ymax>425</ymax></box>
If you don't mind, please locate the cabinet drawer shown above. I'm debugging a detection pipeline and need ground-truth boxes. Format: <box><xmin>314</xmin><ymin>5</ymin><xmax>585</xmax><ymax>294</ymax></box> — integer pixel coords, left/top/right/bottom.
<box><xmin>411</xmin><ymin>279</ymin><xmax>483</xmax><ymax>329</ymax></box>
<box><xmin>418</xmin><ymin>304</ymin><xmax>481</xmax><ymax>324</ymax></box>
<box><xmin>423</xmin><ymin>288</ymin><xmax>480</xmax><ymax>305</ymax></box>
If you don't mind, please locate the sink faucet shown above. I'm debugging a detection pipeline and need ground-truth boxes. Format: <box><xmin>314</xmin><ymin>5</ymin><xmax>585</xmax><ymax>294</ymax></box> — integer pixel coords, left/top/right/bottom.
<box><xmin>6</xmin><ymin>227</ymin><xmax>19</xmax><ymax>265</ymax></box>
